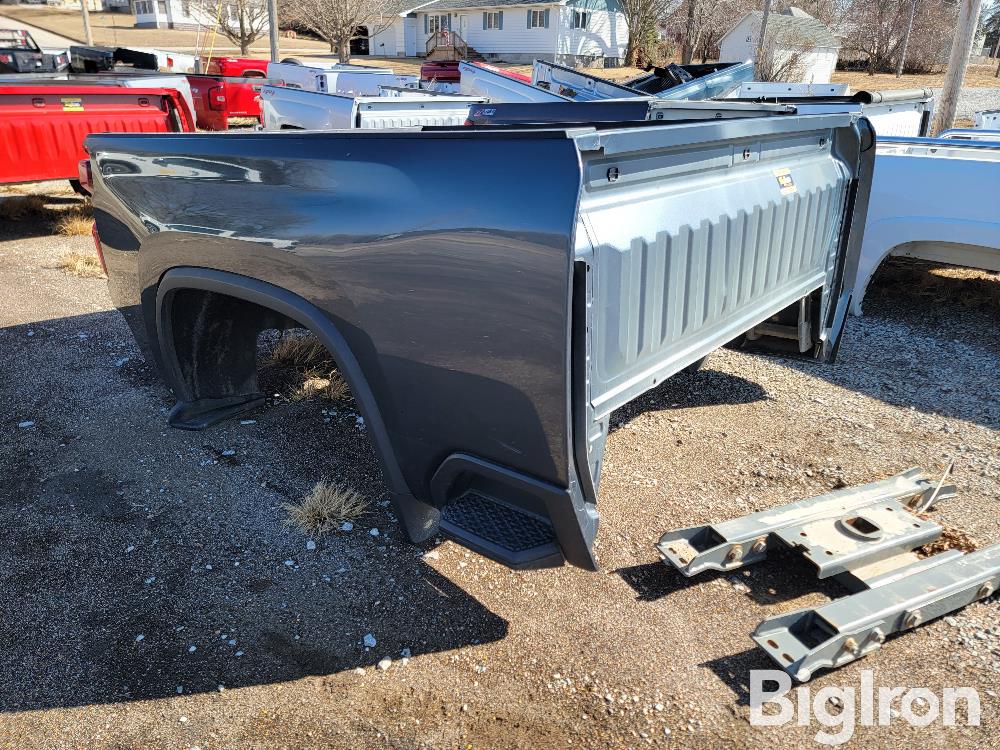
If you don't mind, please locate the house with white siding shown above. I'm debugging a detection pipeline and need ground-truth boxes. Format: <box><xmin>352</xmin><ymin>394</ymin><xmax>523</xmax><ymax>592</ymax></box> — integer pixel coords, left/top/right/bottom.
<box><xmin>719</xmin><ymin>7</ymin><xmax>840</xmax><ymax>83</ymax></box>
<box><xmin>366</xmin><ymin>0</ymin><xmax>628</xmax><ymax>66</ymax></box>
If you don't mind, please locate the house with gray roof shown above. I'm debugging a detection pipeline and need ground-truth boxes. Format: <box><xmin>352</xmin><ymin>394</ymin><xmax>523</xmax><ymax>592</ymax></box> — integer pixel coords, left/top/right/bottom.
<box><xmin>719</xmin><ymin>7</ymin><xmax>841</xmax><ymax>83</ymax></box>
<box><xmin>365</xmin><ymin>0</ymin><xmax>627</xmax><ymax>65</ymax></box>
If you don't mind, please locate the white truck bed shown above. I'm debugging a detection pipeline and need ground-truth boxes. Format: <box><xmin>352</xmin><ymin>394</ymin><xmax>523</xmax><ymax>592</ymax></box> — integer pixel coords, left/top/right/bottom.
<box><xmin>260</xmin><ymin>84</ymin><xmax>485</xmax><ymax>130</ymax></box>
<box><xmin>266</xmin><ymin>62</ymin><xmax>416</xmax><ymax>95</ymax></box>
<box><xmin>853</xmin><ymin>136</ymin><xmax>1000</xmax><ymax>314</ymax></box>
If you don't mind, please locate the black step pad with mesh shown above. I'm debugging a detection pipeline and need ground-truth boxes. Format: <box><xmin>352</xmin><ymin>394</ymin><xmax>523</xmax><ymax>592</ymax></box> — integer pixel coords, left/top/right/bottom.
<box><xmin>440</xmin><ymin>491</ymin><xmax>563</xmax><ymax>568</ymax></box>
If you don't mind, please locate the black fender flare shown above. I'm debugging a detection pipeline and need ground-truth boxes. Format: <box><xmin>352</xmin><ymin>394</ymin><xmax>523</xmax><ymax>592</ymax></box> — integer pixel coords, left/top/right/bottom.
<box><xmin>154</xmin><ymin>267</ymin><xmax>439</xmax><ymax>540</ymax></box>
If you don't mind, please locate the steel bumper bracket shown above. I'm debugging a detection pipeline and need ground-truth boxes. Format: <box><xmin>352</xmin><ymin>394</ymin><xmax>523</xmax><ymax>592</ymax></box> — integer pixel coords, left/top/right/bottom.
<box><xmin>656</xmin><ymin>468</ymin><xmax>953</xmax><ymax>578</ymax></box>
<box><xmin>753</xmin><ymin>543</ymin><xmax>1000</xmax><ymax>682</ymax></box>
<box><xmin>655</xmin><ymin>468</ymin><xmax>991</xmax><ymax>682</ymax></box>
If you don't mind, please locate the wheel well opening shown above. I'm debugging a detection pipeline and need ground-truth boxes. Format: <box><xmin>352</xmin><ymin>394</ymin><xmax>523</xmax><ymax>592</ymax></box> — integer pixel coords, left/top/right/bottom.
<box><xmin>865</xmin><ymin>254</ymin><xmax>1000</xmax><ymax>317</ymax></box>
<box><xmin>163</xmin><ymin>287</ymin><xmax>358</xmax><ymax>427</ymax></box>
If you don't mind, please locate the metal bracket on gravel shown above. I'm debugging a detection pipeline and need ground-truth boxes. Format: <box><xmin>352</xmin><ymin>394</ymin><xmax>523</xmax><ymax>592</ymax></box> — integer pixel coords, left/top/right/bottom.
<box><xmin>655</xmin><ymin>468</ymin><xmax>954</xmax><ymax>578</ymax></box>
<box><xmin>653</xmin><ymin>467</ymin><xmax>1000</xmax><ymax>683</ymax></box>
<box><xmin>752</xmin><ymin>543</ymin><xmax>1000</xmax><ymax>682</ymax></box>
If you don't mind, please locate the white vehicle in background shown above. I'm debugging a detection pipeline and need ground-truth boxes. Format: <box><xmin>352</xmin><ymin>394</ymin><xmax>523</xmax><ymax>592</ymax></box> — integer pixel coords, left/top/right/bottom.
<box><xmin>938</xmin><ymin>128</ymin><xmax>1000</xmax><ymax>141</ymax></box>
<box><xmin>727</xmin><ymin>88</ymin><xmax>935</xmax><ymax>137</ymax></box>
<box><xmin>975</xmin><ymin>109</ymin><xmax>1000</xmax><ymax>129</ymax></box>
<box><xmin>852</xmin><ymin>136</ymin><xmax>1000</xmax><ymax>315</ymax></box>
<box><xmin>260</xmin><ymin>85</ymin><xmax>485</xmax><ymax>130</ymax></box>
<box><xmin>266</xmin><ymin>61</ymin><xmax>417</xmax><ymax>95</ymax></box>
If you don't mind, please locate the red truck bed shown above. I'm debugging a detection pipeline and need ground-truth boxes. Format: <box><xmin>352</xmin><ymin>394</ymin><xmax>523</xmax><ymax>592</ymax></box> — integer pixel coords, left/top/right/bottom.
<box><xmin>187</xmin><ymin>74</ymin><xmax>263</xmax><ymax>130</ymax></box>
<box><xmin>203</xmin><ymin>56</ymin><xmax>268</xmax><ymax>78</ymax></box>
<box><xmin>0</xmin><ymin>85</ymin><xmax>194</xmax><ymax>184</ymax></box>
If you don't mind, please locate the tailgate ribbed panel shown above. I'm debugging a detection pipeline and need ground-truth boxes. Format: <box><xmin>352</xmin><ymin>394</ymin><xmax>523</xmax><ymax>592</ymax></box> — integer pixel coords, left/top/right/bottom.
<box><xmin>590</xmin><ymin>178</ymin><xmax>847</xmax><ymax>414</ymax></box>
<box><xmin>359</xmin><ymin>113</ymin><xmax>470</xmax><ymax>129</ymax></box>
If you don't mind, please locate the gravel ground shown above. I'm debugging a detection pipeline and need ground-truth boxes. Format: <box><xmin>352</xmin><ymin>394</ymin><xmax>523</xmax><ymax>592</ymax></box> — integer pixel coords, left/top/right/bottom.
<box><xmin>0</xmin><ymin>184</ymin><xmax>998</xmax><ymax>749</ymax></box>
<box><xmin>931</xmin><ymin>87</ymin><xmax>1000</xmax><ymax>119</ymax></box>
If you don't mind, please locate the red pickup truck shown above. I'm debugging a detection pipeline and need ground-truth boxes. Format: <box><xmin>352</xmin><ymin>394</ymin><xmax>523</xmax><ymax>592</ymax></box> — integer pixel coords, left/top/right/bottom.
<box><xmin>0</xmin><ymin>84</ymin><xmax>194</xmax><ymax>185</ymax></box>
<box><xmin>189</xmin><ymin>56</ymin><xmax>266</xmax><ymax>130</ymax></box>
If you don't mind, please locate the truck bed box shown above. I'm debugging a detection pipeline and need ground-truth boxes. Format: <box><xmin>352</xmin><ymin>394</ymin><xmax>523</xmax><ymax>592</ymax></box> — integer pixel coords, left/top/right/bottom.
<box><xmin>853</xmin><ymin>136</ymin><xmax>1000</xmax><ymax>315</ymax></box>
<box><xmin>0</xmin><ymin>71</ymin><xmax>196</xmax><ymax>125</ymax></box>
<box><xmin>465</xmin><ymin>98</ymin><xmax>795</xmax><ymax>126</ymax></box>
<box><xmin>0</xmin><ymin>85</ymin><xmax>194</xmax><ymax>184</ymax></box>
<box><xmin>267</xmin><ymin>61</ymin><xmax>417</xmax><ymax>95</ymax></box>
<box><xmin>727</xmin><ymin>89</ymin><xmax>935</xmax><ymax>137</ymax></box>
<box><xmin>260</xmin><ymin>84</ymin><xmax>485</xmax><ymax>130</ymax></box>
<box><xmin>86</xmin><ymin>110</ymin><xmax>873</xmax><ymax>569</ymax></box>
<box><xmin>187</xmin><ymin>74</ymin><xmax>264</xmax><ymax>130</ymax></box>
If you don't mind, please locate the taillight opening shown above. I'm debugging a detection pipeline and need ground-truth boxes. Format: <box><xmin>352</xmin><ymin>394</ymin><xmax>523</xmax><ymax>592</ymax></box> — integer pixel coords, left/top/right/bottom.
<box><xmin>208</xmin><ymin>85</ymin><xmax>226</xmax><ymax>111</ymax></box>
<box><xmin>91</xmin><ymin>223</ymin><xmax>108</xmax><ymax>276</ymax></box>
<box><xmin>77</xmin><ymin>159</ymin><xmax>94</xmax><ymax>195</ymax></box>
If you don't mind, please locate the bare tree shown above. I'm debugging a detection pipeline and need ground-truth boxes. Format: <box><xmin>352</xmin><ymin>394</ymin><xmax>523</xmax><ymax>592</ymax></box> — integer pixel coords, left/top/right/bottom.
<box><xmin>754</xmin><ymin>23</ymin><xmax>813</xmax><ymax>80</ymax></box>
<box><xmin>669</xmin><ymin>0</ymin><xmax>755</xmax><ymax>65</ymax></box>
<box><xmin>198</xmin><ymin>0</ymin><xmax>270</xmax><ymax>55</ymax></box>
<box><xmin>621</xmin><ymin>0</ymin><xmax>675</xmax><ymax>66</ymax></box>
<box><xmin>283</xmin><ymin>0</ymin><xmax>395</xmax><ymax>61</ymax></box>
<box><xmin>840</xmin><ymin>0</ymin><xmax>957</xmax><ymax>74</ymax></box>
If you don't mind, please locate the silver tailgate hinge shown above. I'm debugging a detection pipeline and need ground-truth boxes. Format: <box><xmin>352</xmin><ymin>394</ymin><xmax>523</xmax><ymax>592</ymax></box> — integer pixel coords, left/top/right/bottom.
<box><xmin>656</xmin><ymin>468</ymin><xmax>998</xmax><ymax>681</ymax></box>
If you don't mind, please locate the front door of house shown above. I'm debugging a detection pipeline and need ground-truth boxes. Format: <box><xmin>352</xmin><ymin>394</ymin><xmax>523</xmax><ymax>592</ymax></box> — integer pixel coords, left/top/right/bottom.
<box><xmin>459</xmin><ymin>14</ymin><xmax>468</xmax><ymax>40</ymax></box>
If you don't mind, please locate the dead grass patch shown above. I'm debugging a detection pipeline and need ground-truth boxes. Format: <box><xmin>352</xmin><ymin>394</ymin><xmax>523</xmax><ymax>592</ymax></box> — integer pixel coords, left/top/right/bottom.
<box><xmin>268</xmin><ymin>335</ymin><xmax>332</xmax><ymax>370</ymax></box>
<box><xmin>261</xmin><ymin>334</ymin><xmax>351</xmax><ymax>402</ymax></box>
<box><xmin>56</xmin><ymin>250</ymin><xmax>105</xmax><ymax>279</ymax></box>
<box><xmin>283</xmin><ymin>480</ymin><xmax>369</xmax><ymax>536</ymax></box>
<box><xmin>55</xmin><ymin>205</ymin><xmax>94</xmax><ymax>237</ymax></box>
<box><xmin>0</xmin><ymin>195</ymin><xmax>48</xmax><ymax>221</ymax></box>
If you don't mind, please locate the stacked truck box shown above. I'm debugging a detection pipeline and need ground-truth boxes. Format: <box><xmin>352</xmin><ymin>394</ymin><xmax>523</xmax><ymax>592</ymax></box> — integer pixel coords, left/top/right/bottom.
<box><xmin>0</xmin><ymin>85</ymin><xmax>194</xmax><ymax>185</ymax></box>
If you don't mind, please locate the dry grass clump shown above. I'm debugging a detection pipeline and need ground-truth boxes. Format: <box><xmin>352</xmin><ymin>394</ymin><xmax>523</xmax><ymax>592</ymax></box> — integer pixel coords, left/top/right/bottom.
<box><xmin>56</xmin><ymin>250</ymin><xmax>105</xmax><ymax>278</ymax></box>
<box><xmin>262</xmin><ymin>334</ymin><xmax>350</xmax><ymax>402</ymax></box>
<box><xmin>283</xmin><ymin>480</ymin><xmax>369</xmax><ymax>536</ymax></box>
<box><xmin>55</xmin><ymin>205</ymin><xmax>94</xmax><ymax>236</ymax></box>
<box><xmin>0</xmin><ymin>195</ymin><xmax>48</xmax><ymax>221</ymax></box>
<box><xmin>268</xmin><ymin>335</ymin><xmax>332</xmax><ymax>370</ymax></box>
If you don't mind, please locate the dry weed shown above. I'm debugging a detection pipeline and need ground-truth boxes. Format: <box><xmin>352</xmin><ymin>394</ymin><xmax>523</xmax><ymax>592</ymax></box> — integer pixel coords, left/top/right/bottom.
<box><xmin>56</xmin><ymin>250</ymin><xmax>105</xmax><ymax>279</ymax></box>
<box><xmin>55</xmin><ymin>205</ymin><xmax>94</xmax><ymax>236</ymax></box>
<box><xmin>283</xmin><ymin>480</ymin><xmax>369</xmax><ymax>536</ymax></box>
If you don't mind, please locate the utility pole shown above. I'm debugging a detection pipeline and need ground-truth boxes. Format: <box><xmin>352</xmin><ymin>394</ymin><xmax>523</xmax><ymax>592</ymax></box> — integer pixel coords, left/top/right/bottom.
<box><xmin>754</xmin><ymin>0</ymin><xmax>773</xmax><ymax>76</ymax></box>
<box><xmin>267</xmin><ymin>0</ymin><xmax>280</xmax><ymax>62</ymax></box>
<box><xmin>80</xmin><ymin>0</ymin><xmax>94</xmax><ymax>46</ymax></box>
<box><xmin>896</xmin><ymin>0</ymin><xmax>917</xmax><ymax>77</ymax></box>
<box><xmin>932</xmin><ymin>0</ymin><xmax>984</xmax><ymax>133</ymax></box>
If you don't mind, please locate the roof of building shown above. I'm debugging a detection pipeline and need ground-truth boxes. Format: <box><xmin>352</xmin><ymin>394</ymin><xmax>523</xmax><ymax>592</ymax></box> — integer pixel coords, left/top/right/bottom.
<box><xmin>728</xmin><ymin>7</ymin><xmax>841</xmax><ymax>49</ymax></box>
<box><xmin>399</xmin><ymin>0</ymin><xmax>562</xmax><ymax>13</ymax></box>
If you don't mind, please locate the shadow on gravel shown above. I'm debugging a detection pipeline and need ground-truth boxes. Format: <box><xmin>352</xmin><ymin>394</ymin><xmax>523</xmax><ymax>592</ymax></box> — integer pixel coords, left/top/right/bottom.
<box><xmin>769</xmin><ymin>258</ymin><xmax>1000</xmax><ymax>430</ymax></box>
<box><xmin>0</xmin><ymin>195</ymin><xmax>90</xmax><ymax>243</ymax></box>
<box><xmin>0</xmin><ymin>312</ymin><xmax>508</xmax><ymax>713</ymax></box>
<box><xmin>615</xmin><ymin>544</ymin><xmax>847</xmax><ymax>608</ymax></box>
<box><xmin>610</xmin><ymin>369</ymin><xmax>769</xmax><ymax>433</ymax></box>
<box><xmin>700</xmin><ymin>648</ymin><xmax>776</xmax><ymax>707</ymax></box>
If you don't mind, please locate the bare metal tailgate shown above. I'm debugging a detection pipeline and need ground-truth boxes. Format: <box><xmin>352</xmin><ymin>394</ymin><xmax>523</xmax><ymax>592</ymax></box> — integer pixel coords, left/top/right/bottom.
<box><xmin>576</xmin><ymin>116</ymin><xmax>851</xmax><ymax>417</ymax></box>
<box><xmin>570</xmin><ymin>113</ymin><xmax>868</xmax><ymax>497</ymax></box>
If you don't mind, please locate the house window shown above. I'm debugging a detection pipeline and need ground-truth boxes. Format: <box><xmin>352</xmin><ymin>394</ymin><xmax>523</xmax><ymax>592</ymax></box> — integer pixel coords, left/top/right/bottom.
<box><xmin>157</xmin><ymin>0</ymin><xmax>166</xmax><ymax>12</ymax></box>
<box><xmin>426</xmin><ymin>14</ymin><xmax>450</xmax><ymax>34</ymax></box>
<box><xmin>527</xmin><ymin>9</ymin><xmax>549</xmax><ymax>28</ymax></box>
<box><xmin>484</xmin><ymin>11</ymin><xmax>502</xmax><ymax>29</ymax></box>
<box><xmin>571</xmin><ymin>10</ymin><xmax>589</xmax><ymax>29</ymax></box>
<box><xmin>182</xmin><ymin>0</ymin><xmax>190</xmax><ymax>16</ymax></box>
